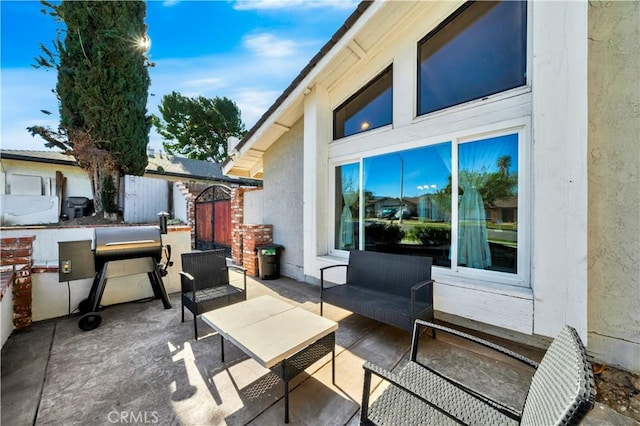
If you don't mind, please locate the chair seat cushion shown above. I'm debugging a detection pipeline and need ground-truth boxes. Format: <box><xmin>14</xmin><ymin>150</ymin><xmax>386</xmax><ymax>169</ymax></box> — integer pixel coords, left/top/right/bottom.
<box><xmin>322</xmin><ymin>284</ymin><xmax>431</xmax><ymax>331</ymax></box>
<box><xmin>182</xmin><ymin>285</ymin><xmax>246</xmax><ymax>315</ymax></box>
<box><xmin>368</xmin><ymin>362</ymin><xmax>518</xmax><ymax>426</ymax></box>
<box><xmin>183</xmin><ymin>285</ymin><xmax>243</xmax><ymax>303</ymax></box>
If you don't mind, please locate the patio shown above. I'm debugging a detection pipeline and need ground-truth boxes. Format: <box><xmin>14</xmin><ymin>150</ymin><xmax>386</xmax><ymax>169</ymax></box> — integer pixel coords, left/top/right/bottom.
<box><xmin>1</xmin><ymin>273</ymin><xmax>631</xmax><ymax>425</ymax></box>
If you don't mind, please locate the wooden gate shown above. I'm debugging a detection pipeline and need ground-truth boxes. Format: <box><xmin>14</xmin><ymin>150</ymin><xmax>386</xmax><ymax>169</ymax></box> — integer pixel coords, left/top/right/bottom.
<box><xmin>195</xmin><ymin>185</ymin><xmax>232</xmax><ymax>255</ymax></box>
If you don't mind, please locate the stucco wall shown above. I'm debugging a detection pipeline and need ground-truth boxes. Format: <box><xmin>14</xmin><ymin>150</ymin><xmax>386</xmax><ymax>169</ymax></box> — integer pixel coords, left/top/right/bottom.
<box><xmin>587</xmin><ymin>1</ymin><xmax>640</xmax><ymax>373</ymax></box>
<box><xmin>0</xmin><ymin>158</ymin><xmax>92</xmax><ymax>198</ymax></box>
<box><xmin>244</xmin><ymin>188</ymin><xmax>264</xmax><ymax>225</ymax></box>
<box><xmin>262</xmin><ymin>118</ymin><xmax>305</xmax><ymax>281</ymax></box>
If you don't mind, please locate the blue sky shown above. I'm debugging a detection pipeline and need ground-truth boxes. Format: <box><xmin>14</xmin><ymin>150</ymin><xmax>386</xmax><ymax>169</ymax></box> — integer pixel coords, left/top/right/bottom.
<box><xmin>0</xmin><ymin>0</ymin><xmax>358</xmax><ymax>152</ymax></box>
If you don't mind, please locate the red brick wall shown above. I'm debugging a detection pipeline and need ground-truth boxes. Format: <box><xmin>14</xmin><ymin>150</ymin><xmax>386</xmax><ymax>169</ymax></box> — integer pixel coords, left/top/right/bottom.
<box><xmin>242</xmin><ymin>224</ymin><xmax>273</xmax><ymax>277</ymax></box>
<box><xmin>0</xmin><ymin>236</ymin><xmax>36</xmax><ymax>329</ymax></box>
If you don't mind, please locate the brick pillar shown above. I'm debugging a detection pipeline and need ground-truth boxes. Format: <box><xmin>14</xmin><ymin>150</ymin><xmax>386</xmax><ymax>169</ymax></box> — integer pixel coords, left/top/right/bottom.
<box><xmin>0</xmin><ymin>236</ymin><xmax>36</xmax><ymax>329</ymax></box>
<box><xmin>242</xmin><ymin>224</ymin><xmax>273</xmax><ymax>277</ymax></box>
<box><xmin>231</xmin><ymin>187</ymin><xmax>245</xmax><ymax>266</ymax></box>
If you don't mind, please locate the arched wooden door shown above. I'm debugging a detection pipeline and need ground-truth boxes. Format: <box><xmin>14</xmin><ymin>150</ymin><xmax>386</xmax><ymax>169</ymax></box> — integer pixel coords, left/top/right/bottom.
<box><xmin>195</xmin><ymin>185</ymin><xmax>232</xmax><ymax>255</ymax></box>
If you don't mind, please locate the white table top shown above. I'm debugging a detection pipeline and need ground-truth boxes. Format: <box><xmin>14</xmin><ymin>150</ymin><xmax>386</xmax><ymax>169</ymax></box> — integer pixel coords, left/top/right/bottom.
<box><xmin>202</xmin><ymin>295</ymin><xmax>338</xmax><ymax>368</ymax></box>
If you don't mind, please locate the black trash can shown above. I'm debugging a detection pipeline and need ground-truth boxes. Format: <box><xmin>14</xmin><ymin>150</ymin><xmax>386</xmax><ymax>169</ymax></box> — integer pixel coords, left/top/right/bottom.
<box><xmin>255</xmin><ymin>244</ymin><xmax>284</xmax><ymax>280</ymax></box>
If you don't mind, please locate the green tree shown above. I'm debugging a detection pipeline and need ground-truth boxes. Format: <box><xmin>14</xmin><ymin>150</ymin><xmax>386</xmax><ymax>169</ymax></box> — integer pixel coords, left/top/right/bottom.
<box><xmin>152</xmin><ymin>92</ymin><xmax>246</xmax><ymax>163</ymax></box>
<box><xmin>497</xmin><ymin>155</ymin><xmax>512</xmax><ymax>176</ymax></box>
<box><xmin>28</xmin><ymin>0</ymin><xmax>152</xmax><ymax>217</ymax></box>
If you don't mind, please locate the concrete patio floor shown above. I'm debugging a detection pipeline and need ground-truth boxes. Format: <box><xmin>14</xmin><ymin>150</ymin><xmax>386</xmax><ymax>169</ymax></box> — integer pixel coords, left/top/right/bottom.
<box><xmin>2</xmin><ymin>273</ymin><xmax>635</xmax><ymax>425</ymax></box>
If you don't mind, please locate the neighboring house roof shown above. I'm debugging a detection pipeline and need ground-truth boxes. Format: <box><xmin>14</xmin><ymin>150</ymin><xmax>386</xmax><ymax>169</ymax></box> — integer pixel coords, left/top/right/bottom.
<box><xmin>0</xmin><ymin>149</ymin><xmax>256</xmax><ymax>185</ymax></box>
<box><xmin>222</xmin><ymin>0</ymin><xmax>374</xmax><ymax>178</ymax></box>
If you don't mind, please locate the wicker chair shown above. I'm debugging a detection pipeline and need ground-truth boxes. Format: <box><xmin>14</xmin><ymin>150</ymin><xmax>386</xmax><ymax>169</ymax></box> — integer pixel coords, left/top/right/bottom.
<box><xmin>361</xmin><ymin>320</ymin><xmax>595</xmax><ymax>425</ymax></box>
<box><xmin>180</xmin><ymin>250</ymin><xmax>247</xmax><ymax>340</ymax></box>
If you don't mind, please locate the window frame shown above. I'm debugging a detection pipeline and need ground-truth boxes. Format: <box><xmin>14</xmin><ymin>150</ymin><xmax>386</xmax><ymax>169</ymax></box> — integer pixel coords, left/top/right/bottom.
<box><xmin>416</xmin><ymin>0</ymin><xmax>528</xmax><ymax>117</ymax></box>
<box><xmin>328</xmin><ymin>119</ymin><xmax>531</xmax><ymax>288</ymax></box>
<box><xmin>333</xmin><ymin>65</ymin><xmax>394</xmax><ymax>140</ymax></box>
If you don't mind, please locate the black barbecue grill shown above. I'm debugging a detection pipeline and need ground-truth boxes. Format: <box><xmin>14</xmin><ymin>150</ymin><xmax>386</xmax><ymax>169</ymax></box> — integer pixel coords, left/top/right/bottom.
<box><xmin>66</xmin><ymin>226</ymin><xmax>172</xmax><ymax>331</ymax></box>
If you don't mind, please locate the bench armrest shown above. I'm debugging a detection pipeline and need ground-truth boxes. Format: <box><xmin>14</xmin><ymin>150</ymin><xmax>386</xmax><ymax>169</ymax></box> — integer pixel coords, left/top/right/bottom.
<box><xmin>320</xmin><ymin>264</ymin><xmax>347</xmax><ymax>291</ymax></box>
<box><xmin>179</xmin><ymin>271</ymin><xmax>196</xmax><ymax>298</ymax></box>
<box><xmin>411</xmin><ymin>320</ymin><xmax>539</xmax><ymax>369</ymax></box>
<box><xmin>410</xmin><ymin>279</ymin><xmax>433</xmax><ymax>314</ymax></box>
<box><xmin>228</xmin><ymin>265</ymin><xmax>247</xmax><ymax>292</ymax></box>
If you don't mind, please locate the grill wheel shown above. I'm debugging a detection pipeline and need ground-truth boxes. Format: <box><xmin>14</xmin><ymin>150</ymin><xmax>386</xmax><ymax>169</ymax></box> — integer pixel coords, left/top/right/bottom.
<box><xmin>79</xmin><ymin>312</ymin><xmax>102</xmax><ymax>331</ymax></box>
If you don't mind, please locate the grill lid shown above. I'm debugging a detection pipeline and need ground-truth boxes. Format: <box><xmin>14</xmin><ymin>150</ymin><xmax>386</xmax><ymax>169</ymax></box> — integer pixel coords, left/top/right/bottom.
<box><xmin>94</xmin><ymin>226</ymin><xmax>162</xmax><ymax>262</ymax></box>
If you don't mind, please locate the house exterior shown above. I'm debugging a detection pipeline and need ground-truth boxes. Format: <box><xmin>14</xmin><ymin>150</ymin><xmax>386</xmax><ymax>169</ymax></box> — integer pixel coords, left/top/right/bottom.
<box><xmin>222</xmin><ymin>1</ymin><xmax>639</xmax><ymax>372</ymax></box>
<box><xmin>0</xmin><ymin>149</ymin><xmax>255</xmax><ymax>226</ymax></box>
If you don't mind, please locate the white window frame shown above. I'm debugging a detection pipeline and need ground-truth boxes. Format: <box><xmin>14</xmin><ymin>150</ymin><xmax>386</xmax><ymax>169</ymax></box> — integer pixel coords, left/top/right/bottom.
<box><xmin>328</xmin><ymin>118</ymin><xmax>531</xmax><ymax>289</ymax></box>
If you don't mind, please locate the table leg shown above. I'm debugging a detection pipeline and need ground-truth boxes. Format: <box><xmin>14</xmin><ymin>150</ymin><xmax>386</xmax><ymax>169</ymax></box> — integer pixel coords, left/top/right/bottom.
<box><xmin>283</xmin><ymin>359</ymin><xmax>289</xmax><ymax>423</ymax></box>
<box><xmin>220</xmin><ymin>334</ymin><xmax>225</xmax><ymax>362</ymax></box>
<box><xmin>332</xmin><ymin>347</ymin><xmax>336</xmax><ymax>385</ymax></box>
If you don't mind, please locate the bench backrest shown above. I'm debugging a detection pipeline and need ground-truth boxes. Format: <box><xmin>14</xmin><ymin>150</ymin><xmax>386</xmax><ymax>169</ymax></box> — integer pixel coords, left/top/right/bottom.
<box><xmin>346</xmin><ymin>250</ymin><xmax>432</xmax><ymax>298</ymax></box>
<box><xmin>520</xmin><ymin>326</ymin><xmax>595</xmax><ymax>426</ymax></box>
<box><xmin>181</xmin><ymin>249</ymin><xmax>230</xmax><ymax>290</ymax></box>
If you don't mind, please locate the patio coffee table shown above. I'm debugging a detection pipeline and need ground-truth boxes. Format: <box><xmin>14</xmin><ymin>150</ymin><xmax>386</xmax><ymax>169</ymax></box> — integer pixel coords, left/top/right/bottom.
<box><xmin>202</xmin><ymin>295</ymin><xmax>338</xmax><ymax>423</ymax></box>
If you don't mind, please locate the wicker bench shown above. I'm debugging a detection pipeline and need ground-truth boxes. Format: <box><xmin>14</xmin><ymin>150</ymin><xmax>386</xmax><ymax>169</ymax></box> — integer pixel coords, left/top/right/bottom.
<box><xmin>320</xmin><ymin>251</ymin><xmax>433</xmax><ymax>332</ymax></box>
<box><xmin>361</xmin><ymin>320</ymin><xmax>596</xmax><ymax>426</ymax></box>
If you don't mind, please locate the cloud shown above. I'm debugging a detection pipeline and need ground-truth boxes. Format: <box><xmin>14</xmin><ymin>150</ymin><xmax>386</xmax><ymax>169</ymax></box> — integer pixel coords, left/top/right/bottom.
<box><xmin>232</xmin><ymin>88</ymin><xmax>282</xmax><ymax>125</ymax></box>
<box><xmin>243</xmin><ymin>33</ymin><xmax>298</xmax><ymax>58</ymax></box>
<box><xmin>233</xmin><ymin>0</ymin><xmax>358</xmax><ymax>11</ymax></box>
<box><xmin>162</xmin><ymin>0</ymin><xmax>180</xmax><ymax>7</ymax></box>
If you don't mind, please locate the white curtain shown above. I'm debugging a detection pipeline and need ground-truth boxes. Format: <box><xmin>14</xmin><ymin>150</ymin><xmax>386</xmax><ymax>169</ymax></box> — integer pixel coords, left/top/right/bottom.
<box><xmin>457</xmin><ymin>170</ymin><xmax>492</xmax><ymax>269</ymax></box>
<box><xmin>339</xmin><ymin>191</ymin><xmax>358</xmax><ymax>249</ymax></box>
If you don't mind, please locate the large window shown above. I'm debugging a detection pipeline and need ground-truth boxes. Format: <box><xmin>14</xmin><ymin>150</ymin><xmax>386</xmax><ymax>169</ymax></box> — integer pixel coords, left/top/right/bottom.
<box><xmin>418</xmin><ymin>1</ymin><xmax>527</xmax><ymax>116</ymax></box>
<box><xmin>334</xmin><ymin>130</ymin><xmax>522</xmax><ymax>281</ymax></box>
<box><xmin>334</xmin><ymin>66</ymin><xmax>393</xmax><ymax>139</ymax></box>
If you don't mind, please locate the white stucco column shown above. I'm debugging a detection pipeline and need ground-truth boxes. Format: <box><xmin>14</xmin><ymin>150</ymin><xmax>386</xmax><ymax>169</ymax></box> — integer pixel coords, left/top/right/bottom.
<box><xmin>303</xmin><ymin>84</ymin><xmax>332</xmax><ymax>279</ymax></box>
<box><xmin>531</xmin><ymin>1</ymin><xmax>589</xmax><ymax>341</ymax></box>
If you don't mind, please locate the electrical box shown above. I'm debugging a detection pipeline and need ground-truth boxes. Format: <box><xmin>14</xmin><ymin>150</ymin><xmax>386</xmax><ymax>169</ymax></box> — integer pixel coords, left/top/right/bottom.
<box><xmin>58</xmin><ymin>240</ymin><xmax>95</xmax><ymax>282</ymax></box>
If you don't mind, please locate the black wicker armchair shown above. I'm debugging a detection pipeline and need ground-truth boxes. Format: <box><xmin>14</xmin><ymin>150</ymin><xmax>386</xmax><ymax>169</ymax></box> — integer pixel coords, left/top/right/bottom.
<box><xmin>361</xmin><ymin>320</ymin><xmax>595</xmax><ymax>425</ymax></box>
<box><xmin>180</xmin><ymin>250</ymin><xmax>247</xmax><ymax>340</ymax></box>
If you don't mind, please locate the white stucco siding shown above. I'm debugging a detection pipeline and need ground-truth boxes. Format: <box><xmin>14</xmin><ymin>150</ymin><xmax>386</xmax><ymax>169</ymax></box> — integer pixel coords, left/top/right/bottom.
<box><xmin>587</xmin><ymin>1</ymin><xmax>640</xmax><ymax>373</ymax></box>
<box><xmin>263</xmin><ymin>118</ymin><xmax>305</xmax><ymax>281</ymax></box>
<box><xmin>530</xmin><ymin>1</ymin><xmax>589</xmax><ymax>341</ymax></box>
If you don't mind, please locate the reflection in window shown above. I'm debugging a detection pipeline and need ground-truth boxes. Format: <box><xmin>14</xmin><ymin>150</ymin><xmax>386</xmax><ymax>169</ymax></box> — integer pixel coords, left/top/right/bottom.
<box><xmin>334</xmin><ymin>66</ymin><xmax>393</xmax><ymax>139</ymax></box>
<box><xmin>362</xmin><ymin>143</ymin><xmax>452</xmax><ymax>267</ymax></box>
<box><xmin>418</xmin><ymin>1</ymin><xmax>527</xmax><ymax>115</ymax></box>
<box><xmin>458</xmin><ymin>134</ymin><xmax>518</xmax><ymax>273</ymax></box>
<box><xmin>335</xmin><ymin>163</ymin><xmax>360</xmax><ymax>250</ymax></box>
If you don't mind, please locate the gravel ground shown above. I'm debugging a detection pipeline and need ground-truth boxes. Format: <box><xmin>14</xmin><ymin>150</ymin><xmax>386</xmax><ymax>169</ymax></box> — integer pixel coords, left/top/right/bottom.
<box><xmin>594</xmin><ymin>364</ymin><xmax>640</xmax><ymax>422</ymax></box>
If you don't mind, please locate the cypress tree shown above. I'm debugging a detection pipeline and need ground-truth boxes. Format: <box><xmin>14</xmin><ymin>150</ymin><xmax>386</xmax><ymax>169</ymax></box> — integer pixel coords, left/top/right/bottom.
<box><xmin>30</xmin><ymin>0</ymin><xmax>151</xmax><ymax>216</ymax></box>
